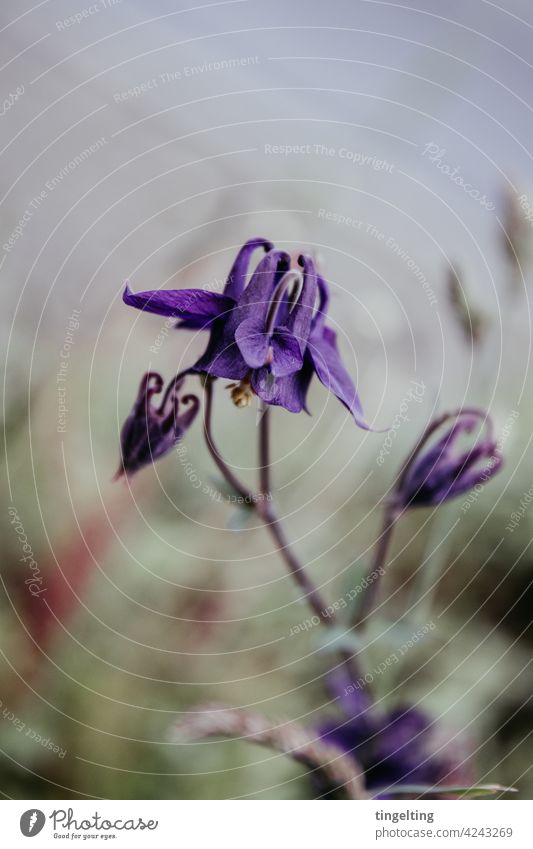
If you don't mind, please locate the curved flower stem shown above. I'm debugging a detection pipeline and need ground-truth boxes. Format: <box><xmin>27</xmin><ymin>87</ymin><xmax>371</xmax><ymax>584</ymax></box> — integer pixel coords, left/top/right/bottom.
<box><xmin>202</xmin><ymin>381</ymin><xmax>332</xmax><ymax>625</ymax></box>
<box><xmin>349</xmin><ymin>409</ymin><xmax>485</xmax><ymax>630</ymax></box>
<box><xmin>202</xmin><ymin>377</ymin><xmax>252</xmax><ymax>502</ymax></box>
<box><xmin>350</xmin><ymin>408</ymin><xmax>484</xmax><ymax>630</ymax></box>
<box><xmin>258</xmin><ymin>401</ymin><xmax>271</xmax><ymax>498</ymax></box>
<box><xmin>202</xmin><ymin>382</ymin><xmax>362</xmax><ymax>683</ymax></box>
<box><xmin>257</xmin><ymin>404</ymin><xmax>364</xmax><ymax>685</ymax></box>
<box><xmin>257</xmin><ymin>404</ymin><xmax>333</xmax><ymax>626</ymax></box>
<box><xmin>351</xmin><ymin>504</ymin><xmax>401</xmax><ymax>631</ymax></box>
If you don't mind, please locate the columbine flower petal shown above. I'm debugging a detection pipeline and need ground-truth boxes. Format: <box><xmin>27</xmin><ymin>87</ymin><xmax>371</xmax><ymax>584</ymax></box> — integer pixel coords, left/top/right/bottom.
<box><xmin>123</xmin><ymin>283</ymin><xmax>234</xmax><ymax>326</ymax></box>
<box><xmin>269</xmin><ymin>328</ymin><xmax>304</xmax><ymax>377</ymax></box>
<box><xmin>283</xmin><ymin>254</ymin><xmax>318</xmax><ymax>355</ymax></box>
<box><xmin>193</xmin><ymin>248</ymin><xmax>290</xmax><ymax>379</ymax></box>
<box><xmin>234</xmin><ymin>318</ymin><xmax>272</xmax><ymax>368</ymax></box>
<box><xmin>223</xmin><ymin>237</ymin><xmax>273</xmax><ymax>300</ymax></box>
<box><xmin>177</xmin><ymin>237</ymin><xmax>274</xmax><ymax>330</ymax></box>
<box><xmin>252</xmin><ymin>360</ymin><xmax>313</xmax><ymax>412</ymax></box>
<box><xmin>308</xmin><ymin>326</ymin><xmax>370</xmax><ymax>429</ymax></box>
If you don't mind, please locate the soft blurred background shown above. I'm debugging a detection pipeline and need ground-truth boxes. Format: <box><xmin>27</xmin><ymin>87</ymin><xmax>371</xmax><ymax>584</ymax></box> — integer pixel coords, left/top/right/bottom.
<box><xmin>1</xmin><ymin>0</ymin><xmax>532</xmax><ymax>799</ymax></box>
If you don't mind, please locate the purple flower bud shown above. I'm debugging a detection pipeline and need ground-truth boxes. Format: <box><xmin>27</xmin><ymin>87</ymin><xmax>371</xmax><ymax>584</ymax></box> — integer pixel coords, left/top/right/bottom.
<box><xmin>394</xmin><ymin>408</ymin><xmax>502</xmax><ymax>509</ymax></box>
<box><xmin>115</xmin><ymin>372</ymin><xmax>199</xmax><ymax>478</ymax></box>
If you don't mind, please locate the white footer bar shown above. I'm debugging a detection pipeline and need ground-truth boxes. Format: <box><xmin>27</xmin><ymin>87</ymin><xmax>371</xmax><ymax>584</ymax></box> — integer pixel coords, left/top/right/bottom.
<box><xmin>0</xmin><ymin>799</ymin><xmax>530</xmax><ymax>848</ymax></box>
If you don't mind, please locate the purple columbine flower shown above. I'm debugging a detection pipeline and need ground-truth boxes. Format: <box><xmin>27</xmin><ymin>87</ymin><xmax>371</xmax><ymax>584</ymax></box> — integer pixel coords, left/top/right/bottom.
<box><xmin>115</xmin><ymin>372</ymin><xmax>199</xmax><ymax>478</ymax></box>
<box><xmin>122</xmin><ymin>238</ymin><xmax>369</xmax><ymax>426</ymax></box>
<box><xmin>392</xmin><ymin>408</ymin><xmax>502</xmax><ymax>509</ymax></box>
<box><xmin>314</xmin><ymin>669</ymin><xmax>470</xmax><ymax>798</ymax></box>
<box><xmin>257</xmin><ymin>273</ymin><xmax>370</xmax><ymax>426</ymax></box>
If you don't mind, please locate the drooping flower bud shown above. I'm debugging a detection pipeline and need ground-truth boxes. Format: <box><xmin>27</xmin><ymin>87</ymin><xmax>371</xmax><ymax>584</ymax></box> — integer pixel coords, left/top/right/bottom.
<box><xmin>393</xmin><ymin>408</ymin><xmax>502</xmax><ymax>509</ymax></box>
<box><xmin>115</xmin><ymin>372</ymin><xmax>199</xmax><ymax>478</ymax></box>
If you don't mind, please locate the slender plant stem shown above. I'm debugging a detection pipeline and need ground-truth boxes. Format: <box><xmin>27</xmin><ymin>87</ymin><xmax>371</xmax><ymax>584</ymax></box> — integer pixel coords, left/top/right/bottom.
<box><xmin>350</xmin><ymin>410</ymin><xmax>475</xmax><ymax>630</ymax></box>
<box><xmin>202</xmin><ymin>377</ymin><xmax>252</xmax><ymax>502</ymax></box>
<box><xmin>258</xmin><ymin>402</ymin><xmax>271</xmax><ymax>498</ymax></box>
<box><xmin>203</xmin><ymin>382</ymin><xmax>333</xmax><ymax>625</ymax></box>
<box><xmin>202</xmin><ymin>382</ymin><xmax>364</xmax><ymax>684</ymax></box>
<box><xmin>351</xmin><ymin>505</ymin><xmax>400</xmax><ymax>630</ymax></box>
<box><xmin>257</xmin><ymin>403</ymin><xmax>333</xmax><ymax>626</ymax></box>
<box><xmin>258</xmin><ymin>403</ymin><xmax>365</xmax><ymax>686</ymax></box>
<box><xmin>263</xmin><ymin>511</ymin><xmax>335</xmax><ymax>626</ymax></box>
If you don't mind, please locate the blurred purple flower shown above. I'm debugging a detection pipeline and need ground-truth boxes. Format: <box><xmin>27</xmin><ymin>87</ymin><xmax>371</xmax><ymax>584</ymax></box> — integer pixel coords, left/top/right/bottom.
<box><xmin>115</xmin><ymin>372</ymin><xmax>199</xmax><ymax>478</ymax></box>
<box><xmin>123</xmin><ymin>238</ymin><xmax>369</xmax><ymax>425</ymax></box>
<box><xmin>393</xmin><ymin>408</ymin><xmax>502</xmax><ymax>509</ymax></box>
<box><xmin>314</xmin><ymin>668</ymin><xmax>470</xmax><ymax>798</ymax></box>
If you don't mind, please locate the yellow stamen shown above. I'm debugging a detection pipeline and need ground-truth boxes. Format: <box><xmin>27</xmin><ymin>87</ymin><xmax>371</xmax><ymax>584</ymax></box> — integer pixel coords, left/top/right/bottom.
<box><xmin>227</xmin><ymin>374</ymin><xmax>254</xmax><ymax>408</ymax></box>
